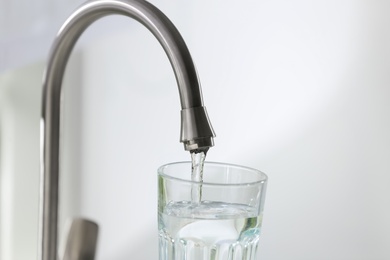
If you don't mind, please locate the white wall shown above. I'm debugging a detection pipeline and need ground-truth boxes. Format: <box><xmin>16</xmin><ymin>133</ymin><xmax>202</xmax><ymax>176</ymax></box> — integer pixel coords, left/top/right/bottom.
<box><xmin>0</xmin><ymin>64</ymin><xmax>41</xmax><ymax>260</ymax></box>
<box><xmin>1</xmin><ymin>0</ymin><xmax>390</xmax><ymax>259</ymax></box>
<box><xmin>73</xmin><ymin>1</ymin><xmax>390</xmax><ymax>259</ymax></box>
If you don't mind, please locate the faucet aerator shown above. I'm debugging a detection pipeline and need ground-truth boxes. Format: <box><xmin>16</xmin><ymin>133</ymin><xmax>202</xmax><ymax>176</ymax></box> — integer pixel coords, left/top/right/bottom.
<box><xmin>180</xmin><ymin>106</ymin><xmax>216</xmax><ymax>151</ymax></box>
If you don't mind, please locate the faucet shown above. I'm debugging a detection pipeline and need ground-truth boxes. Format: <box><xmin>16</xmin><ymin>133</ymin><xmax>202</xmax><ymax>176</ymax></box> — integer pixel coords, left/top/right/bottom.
<box><xmin>39</xmin><ymin>0</ymin><xmax>216</xmax><ymax>259</ymax></box>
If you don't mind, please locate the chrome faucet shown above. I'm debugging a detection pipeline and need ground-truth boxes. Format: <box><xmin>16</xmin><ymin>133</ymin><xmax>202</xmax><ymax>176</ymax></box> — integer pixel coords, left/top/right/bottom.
<box><xmin>39</xmin><ymin>0</ymin><xmax>215</xmax><ymax>259</ymax></box>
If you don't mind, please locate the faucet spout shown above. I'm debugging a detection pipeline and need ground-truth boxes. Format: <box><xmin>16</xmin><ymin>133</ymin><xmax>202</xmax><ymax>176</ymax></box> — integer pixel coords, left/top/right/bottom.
<box><xmin>39</xmin><ymin>0</ymin><xmax>215</xmax><ymax>259</ymax></box>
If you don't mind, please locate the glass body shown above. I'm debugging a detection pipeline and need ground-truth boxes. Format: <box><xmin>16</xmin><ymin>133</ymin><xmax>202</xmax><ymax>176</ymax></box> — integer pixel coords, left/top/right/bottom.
<box><xmin>158</xmin><ymin>162</ymin><xmax>268</xmax><ymax>260</ymax></box>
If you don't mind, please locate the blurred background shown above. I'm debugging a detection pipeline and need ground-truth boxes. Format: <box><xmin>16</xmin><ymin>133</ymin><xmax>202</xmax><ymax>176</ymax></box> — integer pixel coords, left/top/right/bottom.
<box><xmin>1</xmin><ymin>0</ymin><xmax>389</xmax><ymax>259</ymax></box>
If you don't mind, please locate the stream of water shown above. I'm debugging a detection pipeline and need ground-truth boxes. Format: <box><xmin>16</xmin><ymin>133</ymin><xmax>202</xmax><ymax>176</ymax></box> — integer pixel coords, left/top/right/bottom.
<box><xmin>190</xmin><ymin>151</ymin><xmax>206</xmax><ymax>203</ymax></box>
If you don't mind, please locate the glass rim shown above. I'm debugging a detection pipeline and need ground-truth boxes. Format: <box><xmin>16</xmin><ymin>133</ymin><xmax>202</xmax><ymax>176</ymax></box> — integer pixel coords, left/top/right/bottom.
<box><xmin>158</xmin><ymin>161</ymin><xmax>268</xmax><ymax>187</ymax></box>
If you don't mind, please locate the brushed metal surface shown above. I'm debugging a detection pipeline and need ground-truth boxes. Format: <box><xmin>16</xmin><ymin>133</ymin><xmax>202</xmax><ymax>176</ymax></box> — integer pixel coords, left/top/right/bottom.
<box><xmin>39</xmin><ymin>0</ymin><xmax>215</xmax><ymax>259</ymax></box>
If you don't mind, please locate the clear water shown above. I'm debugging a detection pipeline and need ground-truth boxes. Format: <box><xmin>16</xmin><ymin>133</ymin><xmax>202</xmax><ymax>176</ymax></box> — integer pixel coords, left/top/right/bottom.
<box><xmin>191</xmin><ymin>151</ymin><xmax>206</xmax><ymax>203</ymax></box>
<box><xmin>159</xmin><ymin>201</ymin><xmax>262</xmax><ymax>260</ymax></box>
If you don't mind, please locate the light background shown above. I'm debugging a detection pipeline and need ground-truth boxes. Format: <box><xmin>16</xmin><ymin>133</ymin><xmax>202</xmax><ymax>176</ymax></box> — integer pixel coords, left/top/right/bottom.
<box><xmin>0</xmin><ymin>0</ymin><xmax>389</xmax><ymax>259</ymax></box>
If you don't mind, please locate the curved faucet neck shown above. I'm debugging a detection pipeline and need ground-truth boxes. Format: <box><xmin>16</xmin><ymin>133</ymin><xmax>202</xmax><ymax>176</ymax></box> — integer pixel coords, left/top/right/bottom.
<box><xmin>39</xmin><ymin>0</ymin><xmax>215</xmax><ymax>259</ymax></box>
<box><xmin>44</xmin><ymin>0</ymin><xmax>203</xmax><ymax>109</ymax></box>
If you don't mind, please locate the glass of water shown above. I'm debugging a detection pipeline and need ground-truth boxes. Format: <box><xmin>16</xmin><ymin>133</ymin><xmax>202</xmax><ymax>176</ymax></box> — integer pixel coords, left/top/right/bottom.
<box><xmin>158</xmin><ymin>162</ymin><xmax>268</xmax><ymax>260</ymax></box>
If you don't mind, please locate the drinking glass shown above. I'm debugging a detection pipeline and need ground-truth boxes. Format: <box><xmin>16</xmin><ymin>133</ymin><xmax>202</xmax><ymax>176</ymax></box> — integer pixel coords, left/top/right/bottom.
<box><xmin>158</xmin><ymin>161</ymin><xmax>268</xmax><ymax>260</ymax></box>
